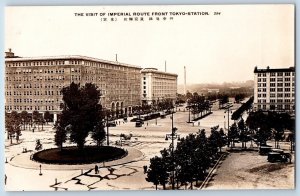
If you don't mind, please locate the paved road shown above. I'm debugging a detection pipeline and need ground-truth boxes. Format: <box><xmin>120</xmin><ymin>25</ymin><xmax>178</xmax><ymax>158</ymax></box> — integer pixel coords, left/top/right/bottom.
<box><xmin>5</xmin><ymin>103</ymin><xmax>246</xmax><ymax>191</ymax></box>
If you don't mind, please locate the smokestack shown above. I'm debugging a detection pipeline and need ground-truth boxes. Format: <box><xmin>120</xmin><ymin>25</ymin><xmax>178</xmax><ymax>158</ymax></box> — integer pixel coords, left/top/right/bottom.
<box><xmin>115</xmin><ymin>54</ymin><xmax>118</xmax><ymax>62</ymax></box>
<box><xmin>184</xmin><ymin>66</ymin><xmax>186</xmax><ymax>95</ymax></box>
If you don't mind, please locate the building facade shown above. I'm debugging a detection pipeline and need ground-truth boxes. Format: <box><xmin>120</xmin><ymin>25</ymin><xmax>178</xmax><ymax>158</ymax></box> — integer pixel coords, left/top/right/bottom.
<box><xmin>141</xmin><ymin>68</ymin><xmax>178</xmax><ymax>105</ymax></box>
<box><xmin>5</xmin><ymin>50</ymin><xmax>142</xmax><ymax>120</ymax></box>
<box><xmin>253</xmin><ymin>66</ymin><xmax>295</xmax><ymax>113</ymax></box>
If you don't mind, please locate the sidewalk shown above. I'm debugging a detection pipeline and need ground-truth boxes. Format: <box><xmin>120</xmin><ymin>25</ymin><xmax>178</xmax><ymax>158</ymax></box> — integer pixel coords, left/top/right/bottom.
<box><xmin>8</xmin><ymin>146</ymin><xmax>144</xmax><ymax>171</ymax></box>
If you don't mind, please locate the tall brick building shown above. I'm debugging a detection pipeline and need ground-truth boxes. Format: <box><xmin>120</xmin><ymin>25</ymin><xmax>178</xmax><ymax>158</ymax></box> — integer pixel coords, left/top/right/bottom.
<box><xmin>5</xmin><ymin>50</ymin><xmax>142</xmax><ymax>120</ymax></box>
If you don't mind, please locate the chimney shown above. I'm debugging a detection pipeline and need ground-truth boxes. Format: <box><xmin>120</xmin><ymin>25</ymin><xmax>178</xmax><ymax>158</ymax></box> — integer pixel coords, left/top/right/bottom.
<box><xmin>5</xmin><ymin>48</ymin><xmax>15</xmax><ymax>58</ymax></box>
<box><xmin>184</xmin><ymin>66</ymin><xmax>187</xmax><ymax>95</ymax></box>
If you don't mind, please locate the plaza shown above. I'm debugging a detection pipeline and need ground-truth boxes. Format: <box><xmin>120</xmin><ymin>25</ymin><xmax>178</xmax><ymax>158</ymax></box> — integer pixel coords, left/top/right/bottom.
<box><xmin>5</xmin><ymin>102</ymin><xmax>294</xmax><ymax>191</ymax></box>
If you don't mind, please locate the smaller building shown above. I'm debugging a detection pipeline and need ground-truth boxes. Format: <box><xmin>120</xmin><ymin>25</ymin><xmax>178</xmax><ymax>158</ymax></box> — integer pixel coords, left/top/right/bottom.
<box><xmin>253</xmin><ymin>66</ymin><xmax>295</xmax><ymax>113</ymax></box>
<box><xmin>141</xmin><ymin>68</ymin><xmax>177</xmax><ymax>105</ymax></box>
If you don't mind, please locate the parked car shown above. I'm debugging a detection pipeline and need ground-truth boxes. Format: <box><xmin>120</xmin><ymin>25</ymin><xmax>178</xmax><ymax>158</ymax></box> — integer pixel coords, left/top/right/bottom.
<box><xmin>259</xmin><ymin>145</ymin><xmax>272</xmax><ymax>155</ymax></box>
<box><xmin>267</xmin><ymin>152</ymin><xmax>291</xmax><ymax>163</ymax></box>
<box><xmin>135</xmin><ymin>121</ymin><xmax>142</xmax><ymax>127</ymax></box>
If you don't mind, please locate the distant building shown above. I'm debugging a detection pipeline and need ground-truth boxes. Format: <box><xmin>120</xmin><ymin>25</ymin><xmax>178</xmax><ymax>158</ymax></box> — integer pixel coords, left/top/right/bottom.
<box><xmin>141</xmin><ymin>68</ymin><xmax>178</xmax><ymax>105</ymax></box>
<box><xmin>5</xmin><ymin>50</ymin><xmax>142</xmax><ymax>120</ymax></box>
<box><xmin>253</xmin><ymin>66</ymin><xmax>295</xmax><ymax>113</ymax></box>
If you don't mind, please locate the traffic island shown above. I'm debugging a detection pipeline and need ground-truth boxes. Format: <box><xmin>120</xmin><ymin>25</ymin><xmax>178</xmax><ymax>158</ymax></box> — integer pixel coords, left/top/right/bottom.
<box><xmin>32</xmin><ymin>146</ymin><xmax>126</xmax><ymax>164</ymax></box>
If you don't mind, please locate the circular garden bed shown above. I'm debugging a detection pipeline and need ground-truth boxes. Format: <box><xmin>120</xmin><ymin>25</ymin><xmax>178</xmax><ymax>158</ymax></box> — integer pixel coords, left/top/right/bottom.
<box><xmin>32</xmin><ymin>146</ymin><xmax>127</xmax><ymax>164</ymax></box>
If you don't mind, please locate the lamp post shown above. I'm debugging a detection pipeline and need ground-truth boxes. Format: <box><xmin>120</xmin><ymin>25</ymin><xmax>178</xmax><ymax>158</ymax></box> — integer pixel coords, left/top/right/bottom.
<box><xmin>224</xmin><ymin>103</ymin><xmax>233</xmax><ymax>147</ymax></box>
<box><xmin>39</xmin><ymin>164</ymin><xmax>43</xmax><ymax>176</ymax></box>
<box><xmin>106</xmin><ymin>109</ymin><xmax>110</xmax><ymax>146</ymax></box>
<box><xmin>165</xmin><ymin>109</ymin><xmax>180</xmax><ymax>190</ymax></box>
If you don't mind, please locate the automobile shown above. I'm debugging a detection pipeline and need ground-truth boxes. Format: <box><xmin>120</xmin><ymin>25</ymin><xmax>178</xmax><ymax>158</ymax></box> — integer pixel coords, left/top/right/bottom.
<box><xmin>107</xmin><ymin>121</ymin><xmax>116</xmax><ymax>127</ymax></box>
<box><xmin>259</xmin><ymin>145</ymin><xmax>272</xmax><ymax>155</ymax></box>
<box><xmin>135</xmin><ymin>121</ymin><xmax>142</xmax><ymax>127</ymax></box>
<box><xmin>130</xmin><ymin>117</ymin><xmax>138</xmax><ymax>122</ymax></box>
<box><xmin>267</xmin><ymin>152</ymin><xmax>291</xmax><ymax>163</ymax></box>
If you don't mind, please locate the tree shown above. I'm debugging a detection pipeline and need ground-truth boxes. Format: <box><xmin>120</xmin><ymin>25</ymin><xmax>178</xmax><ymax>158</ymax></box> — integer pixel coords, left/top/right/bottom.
<box><xmin>44</xmin><ymin>111</ymin><xmax>52</xmax><ymax>124</ymax></box>
<box><xmin>5</xmin><ymin>111</ymin><xmax>22</xmax><ymax>144</ymax></box>
<box><xmin>54</xmin><ymin>120</ymin><xmax>67</xmax><ymax>151</ymax></box>
<box><xmin>228</xmin><ymin>123</ymin><xmax>238</xmax><ymax>147</ymax></box>
<box><xmin>209</xmin><ymin>126</ymin><xmax>224</xmax><ymax>152</ymax></box>
<box><xmin>59</xmin><ymin>82</ymin><xmax>102</xmax><ymax>150</ymax></box>
<box><xmin>146</xmin><ymin>156</ymin><xmax>169</xmax><ymax>190</ymax></box>
<box><xmin>32</xmin><ymin>110</ymin><xmax>41</xmax><ymax>129</ymax></box>
<box><xmin>91</xmin><ymin>122</ymin><xmax>106</xmax><ymax>146</ymax></box>
<box><xmin>238</xmin><ymin>118</ymin><xmax>248</xmax><ymax>149</ymax></box>
<box><xmin>20</xmin><ymin>111</ymin><xmax>29</xmax><ymax>130</ymax></box>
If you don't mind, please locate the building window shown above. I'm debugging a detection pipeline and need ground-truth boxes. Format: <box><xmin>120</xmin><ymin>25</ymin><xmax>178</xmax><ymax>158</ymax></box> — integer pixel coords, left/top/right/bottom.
<box><xmin>285</xmin><ymin>88</ymin><xmax>290</xmax><ymax>92</ymax></box>
<box><xmin>285</xmin><ymin>72</ymin><xmax>290</xmax><ymax>76</ymax></box>
<box><xmin>270</xmin><ymin>78</ymin><xmax>276</xmax><ymax>82</ymax></box>
<box><xmin>277</xmin><ymin>72</ymin><xmax>283</xmax><ymax>76</ymax></box>
<box><xmin>270</xmin><ymin>73</ymin><xmax>276</xmax><ymax>76</ymax></box>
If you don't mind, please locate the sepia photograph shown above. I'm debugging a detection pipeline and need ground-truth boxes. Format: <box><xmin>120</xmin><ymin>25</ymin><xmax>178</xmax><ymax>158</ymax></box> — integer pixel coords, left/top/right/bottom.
<box><xmin>4</xmin><ymin>4</ymin><xmax>295</xmax><ymax>191</ymax></box>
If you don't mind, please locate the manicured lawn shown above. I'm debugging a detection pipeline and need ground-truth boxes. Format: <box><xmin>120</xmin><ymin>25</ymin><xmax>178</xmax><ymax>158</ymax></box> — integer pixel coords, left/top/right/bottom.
<box><xmin>33</xmin><ymin>146</ymin><xmax>126</xmax><ymax>164</ymax></box>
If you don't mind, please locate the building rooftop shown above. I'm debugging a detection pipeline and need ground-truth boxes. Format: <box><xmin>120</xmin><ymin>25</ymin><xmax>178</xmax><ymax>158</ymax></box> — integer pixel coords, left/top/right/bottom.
<box><xmin>141</xmin><ymin>68</ymin><xmax>178</xmax><ymax>77</ymax></box>
<box><xmin>5</xmin><ymin>53</ymin><xmax>141</xmax><ymax>69</ymax></box>
<box><xmin>254</xmin><ymin>66</ymin><xmax>295</xmax><ymax>73</ymax></box>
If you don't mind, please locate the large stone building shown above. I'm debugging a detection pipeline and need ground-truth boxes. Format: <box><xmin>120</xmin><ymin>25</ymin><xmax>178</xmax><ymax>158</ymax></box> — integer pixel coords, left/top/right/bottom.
<box><xmin>5</xmin><ymin>50</ymin><xmax>142</xmax><ymax>120</ymax></box>
<box><xmin>253</xmin><ymin>66</ymin><xmax>295</xmax><ymax>113</ymax></box>
<box><xmin>141</xmin><ymin>68</ymin><xmax>178</xmax><ymax>105</ymax></box>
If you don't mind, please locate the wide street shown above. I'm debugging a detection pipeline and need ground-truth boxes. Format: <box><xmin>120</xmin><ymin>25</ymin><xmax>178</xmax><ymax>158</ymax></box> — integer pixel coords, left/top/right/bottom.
<box><xmin>4</xmin><ymin>102</ymin><xmax>294</xmax><ymax>191</ymax></box>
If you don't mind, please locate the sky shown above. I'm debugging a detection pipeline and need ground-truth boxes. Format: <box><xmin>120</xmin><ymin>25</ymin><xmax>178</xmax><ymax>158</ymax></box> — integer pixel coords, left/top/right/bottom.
<box><xmin>5</xmin><ymin>5</ymin><xmax>294</xmax><ymax>85</ymax></box>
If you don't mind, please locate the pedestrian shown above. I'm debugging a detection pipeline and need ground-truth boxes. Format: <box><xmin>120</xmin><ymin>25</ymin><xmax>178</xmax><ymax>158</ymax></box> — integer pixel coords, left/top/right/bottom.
<box><xmin>143</xmin><ymin>165</ymin><xmax>148</xmax><ymax>174</ymax></box>
<box><xmin>5</xmin><ymin>174</ymin><xmax>7</xmax><ymax>185</ymax></box>
<box><xmin>95</xmin><ymin>165</ymin><xmax>99</xmax><ymax>174</ymax></box>
<box><xmin>103</xmin><ymin>161</ymin><xmax>105</xmax><ymax>167</ymax></box>
<box><xmin>147</xmin><ymin>122</ymin><xmax>148</xmax><ymax>126</ymax></box>
<box><xmin>198</xmin><ymin>122</ymin><xmax>200</xmax><ymax>126</ymax></box>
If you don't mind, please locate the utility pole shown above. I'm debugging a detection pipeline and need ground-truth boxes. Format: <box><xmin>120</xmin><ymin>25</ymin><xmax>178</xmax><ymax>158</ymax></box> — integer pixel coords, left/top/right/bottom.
<box><xmin>165</xmin><ymin>107</ymin><xmax>179</xmax><ymax>190</ymax></box>
<box><xmin>106</xmin><ymin>110</ymin><xmax>109</xmax><ymax>146</ymax></box>
<box><xmin>224</xmin><ymin>103</ymin><xmax>233</xmax><ymax>147</ymax></box>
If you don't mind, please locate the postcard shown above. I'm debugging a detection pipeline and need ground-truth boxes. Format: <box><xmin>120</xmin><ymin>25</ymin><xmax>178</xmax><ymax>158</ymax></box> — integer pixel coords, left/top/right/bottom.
<box><xmin>4</xmin><ymin>5</ymin><xmax>295</xmax><ymax>191</ymax></box>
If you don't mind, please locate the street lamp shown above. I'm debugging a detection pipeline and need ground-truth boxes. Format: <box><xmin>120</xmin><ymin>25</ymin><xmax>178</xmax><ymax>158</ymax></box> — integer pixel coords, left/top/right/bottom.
<box><xmin>165</xmin><ymin>109</ymin><xmax>180</xmax><ymax>190</ymax></box>
<box><xmin>39</xmin><ymin>164</ymin><xmax>43</xmax><ymax>176</ymax></box>
<box><xmin>224</xmin><ymin>103</ymin><xmax>233</xmax><ymax>147</ymax></box>
<box><xmin>105</xmin><ymin>109</ymin><xmax>110</xmax><ymax>146</ymax></box>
